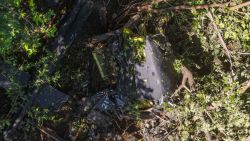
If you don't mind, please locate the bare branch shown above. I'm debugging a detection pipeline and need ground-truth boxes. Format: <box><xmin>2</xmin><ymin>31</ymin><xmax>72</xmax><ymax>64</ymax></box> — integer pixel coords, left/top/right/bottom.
<box><xmin>169</xmin><ymin>2</ymin><xmax>231</xmax><ymax>10</ymax></box>
<box><xmin>38</xmin><ymin>127</ymin><xmax>66</xmax><ymax>141</ymax></box>
<box><xmin>200</xmin><ymin>115</ymin><xmax>212</xmax><ymax>141</ymax></box>
<box><xmin>240</xmin><ymin>81</ymin><xmax>250</xmax><ymax>94</ymax></box>
<box><xmin>238</xmin><ymin>52</ymin><xmax>250</xmax><ymax>55</ymax></box>
<box><xmin>138</xmin><ymin>1</ymin><xmax>250</xmax><ymax>13</ymax></box>
<box><xmin>229</xmin><ymin>1</ymin><xmax>250</xmax><ymax>10</ymax></box>
<box><xmin>207</xmin><ymin>11</ymin><xmax>234</xmax><ymax>77</ymax></box>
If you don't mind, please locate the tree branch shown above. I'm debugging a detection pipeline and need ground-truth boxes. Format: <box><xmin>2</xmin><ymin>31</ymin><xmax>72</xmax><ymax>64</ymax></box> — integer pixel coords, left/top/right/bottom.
<box><xmin>138</xmin><ymin>1</ymin><xmax>250</xmax><ymax>12</ymax></box>
<box><xmin>207</xmin><ymin>11</ymin><xmax>234</xmax><ymax>77</ymax></box>
<box><xmin>169</xmin><ymin>2</ymin><xmax>231</xmax><ymax>10</ymax></box>
<box><xmin>38</xmin><ymin>127</ymin><xmax>66</xmax><ymax>141</ymax></box>
<box><xmin>240</xmin><ymin>81</ymin><xmax>250</xmax><ymax>94</ymax></box>
<box><xmin>200</xmin><ymin>115</ymin><xmax>212</xmax><ymax>141</ymax></box>
<box><xmin>229</xmin><ymin>1</ymin><xmax>250</xmax><ymax>10</ymax></box>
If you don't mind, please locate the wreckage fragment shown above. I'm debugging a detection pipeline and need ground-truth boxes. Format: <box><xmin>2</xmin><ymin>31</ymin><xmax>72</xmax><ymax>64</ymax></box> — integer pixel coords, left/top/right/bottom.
<box><xmin>91</xmin><ymin>31</ymin><xmax>176</xmax><ymax>109</ymax></box>
<box><xmin>134</xmin><ymin>36</ymin><xmax>172</xmax><ymax>103</ymax></box>
<box><xmin>34</xmin><ymin>85</ymin><xmax>69</xmax><ymax>111</ymax></box>
<box><xmin>92</xmin><ymin>89</ymin><xmax>126</xmax><ymax>112</ymax></box>
<box><xmin>0</xmin><ymin>61</ymin><xmax>30</xmax><ymax>89</ymax></box>
<box><xmin>50</xmin><ymin>0</ymin><xmax>93</xmax><ymax>56</ymax></box>
<box><xmin>4</xmin><ymin>85</ymin><xmax>69</xmax><ymax>140</ymax></box>
<box><xmin>0</xmin><ymin>74</ymin><xmax>10</xmax><ymax>89</ymax></box>
<box><xmin>44</xmin><ymin>0</ymin><xmax>60</xmax><ymax>8</ymax></box>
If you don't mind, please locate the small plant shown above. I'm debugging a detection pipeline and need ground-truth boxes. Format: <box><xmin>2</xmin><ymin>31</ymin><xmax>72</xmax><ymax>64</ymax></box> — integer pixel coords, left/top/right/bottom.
<box><xmin>123</xmin><ymin>28</ymin><xmax>146</xmax><ymax>63</ymax></box>
<box><xmin>28</xmin><ymin>107</ymin><xmax>62</xmax><ymax>127</ymax></box>
<box><xmin>0</xmin><ymin>0</ymin><xmax>56</xmax><ymax>57</ymax></box>
<box><xmin>173</xmin><ymin>59</ymin><xmax>183</xmax><ymax>73</ymax></box>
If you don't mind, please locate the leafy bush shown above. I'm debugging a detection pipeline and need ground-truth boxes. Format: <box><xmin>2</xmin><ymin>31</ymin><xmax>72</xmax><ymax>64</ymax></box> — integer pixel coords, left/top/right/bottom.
<box><xmin>150</xmin><ymin>0</ymin><xmax>250</xmax><ymax>140</ymax></box>
<box><xmin>0</xmin><ymin>0</ymin><xmax>56</xmax><ymax>57</ymax></box>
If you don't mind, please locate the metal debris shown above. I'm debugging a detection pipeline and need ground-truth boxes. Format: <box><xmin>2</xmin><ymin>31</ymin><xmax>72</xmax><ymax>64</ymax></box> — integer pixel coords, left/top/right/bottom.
<box><xmin>0</xmin><ymin>74</ymin><xmax>10</xmax><ymax>89</ymax></box>
<box><xmin>34</xmin><ymin>85</ymin><xmax>69</xmax><ymax>111</ymax></box>
<box><xmin>0</xmin><ymin>61</ymin><xmax>30</xmax><ymax>89</ymax></box>
<box><xmin>135</xmin><ymin>36</ymin><xmax>173</xmax><ymax>103</ymax></box>
<box><xmin>93</xmin><ymin>89</ymin><xmax>126</xmax><ymax>112</ymax></box>
<box><xmin>50</xmin><ymin>0</ymin><xmax>93</xmax><ymax>56</ymax></box>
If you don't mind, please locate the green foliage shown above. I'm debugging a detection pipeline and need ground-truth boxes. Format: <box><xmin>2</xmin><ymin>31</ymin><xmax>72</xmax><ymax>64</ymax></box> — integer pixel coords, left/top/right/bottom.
<box><xmin>165</xmin><ymin>74</ymin><xmax>250</xmax><ymax>140</ymax></box>
<box><xmin>0</xmin><ymin>0</ymin><xmax>59</xmax><ymax>137</ymax></box>
<box><xmin>173</xmin><ymin>59</ymin><xmax>183</xmax><ymax>73</ymax></box>
<box><xmin>149</xmin><ymin>0</ymin><xmax>250</xmax><ymax>140</ymax></box>
<box><xmin>28</xmin><ymin>107</ymin><xmax>62</xmax><ymax>127</ymax></box>
<box><xmin>0</xmin><ymin>72</ymin><xmax>27</xmax><ymax>134</ymax></box>
<box><xmin>0</xmin><ymin>0</ymin><xmax>56</xmax><ymax>57</ymax></box>
<box><xmin>128</xmin><ymin>99</ymin><xmax>154</xmax><ymax>119</ymax></box>
<box><xmin>0</xmin><ymin>0</ymin><xmax>249</xmax><ymax>140</ymax></box>
<box><xmin>0</xmin><ymin>119</ymin><xmax>10</xmax><ymax>133</ymax></box>
<box><xmin>123</xmin><ymin>28</ymin><xmax>146</xmax><ymax>63</ymax></box>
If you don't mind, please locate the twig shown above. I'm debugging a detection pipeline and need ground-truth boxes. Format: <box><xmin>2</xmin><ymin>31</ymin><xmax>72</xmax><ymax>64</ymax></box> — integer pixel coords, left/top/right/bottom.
<box><xmin>162</xmin><ymin>126</ymin><xmax>178</xmax><ymax>140</ymax></box>
<box><xmin>138</xmin><ymin>2</ymin><xmax>232</xmax><ymax>12</ymax></box>
<box><xmin>207</xmin><ymin>11</ymin><xmax>234</xmax><ymax>77</ymax></box>
<box><xmin>240</xmin><ymin>80</ymin><xmax>250</xmax><ymax>93</ymax></box>
<box><xmin>71</xmin><ymin>121</ymin><xmax>85</xmax><ymax>141</ymax></box>
<box><xmin>122</xmin><ymin>123</ymin><xmax>135</xmax><ymax>136</ymax></box>
<box><xmin>124</xmin><ymin>14</ymin><xmax>141</xmax><ymax>27</ymax></box>
<box><xmin>89</xmin><ymin>13</ymin><xmax>142</xmax><ymax>44</ymax></box>
<box><xmin>200</xmin><ymin>115</ymin><xmax>212</xmax><ymax>141</ymax></box>
<box><xmin>238</xmin><ymin>52</ymin><xmax>250</xmax><ymax>55</ymax></box>
<box><xmin>245</xmin><ymin>136</ymin><xmax>250</xmax><ymax>141</ymax></box>
<box><xmin>40</xmin><ymin>131</ymin><xmax>44</xmax><ymax>141</ymax></box>
<box><xmin>151</xmin><ymin>111</ymin><xmax>167</xmax><ymax>121</ymax></box>
<box><xmin>229</xmin><ymin>1</ymin><xmax>250</xmax><ymax>10</ymax></box>
<box><xmin>169</xmin><ymin>1</ymin><xmax>250</xmax><ymax>11</ymax></box>
<box><xmin>169</xmin><ymin>2</ymin><xmax>231</xmax><ymax>10</ymax></box>
<box><xmin>204</xmin><ymin>110</ymin><xmax>214</xmax><ymax>123</ymax></box>
<box><xmin>183</xmin><ymin>85</ymin><xmax>192</xmax><ymax>93</ymax></box>
<box><xmin>38</xmin><ymin>127</ymin><xmax>66</xmax><ymax>141</ymax></box>
<box><xmin>138</xmin><ymin>1</ymin><xmax>250</xmax><ymax>13</ymax></box>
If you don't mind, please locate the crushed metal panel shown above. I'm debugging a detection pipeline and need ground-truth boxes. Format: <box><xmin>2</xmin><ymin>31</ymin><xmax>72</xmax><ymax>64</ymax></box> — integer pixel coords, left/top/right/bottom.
<box><xmin>92</xmin><ymin>89</ymin><xmax>126</xmax><ymax>112</ymax></box>
<box><xmin>135</xmin><ymin>36</ymin><xmax>171</xmax><ymax>102</ymax></box>
<box><xmin>34</xmin><ymin>85</ymin><xmax>69</xmax><ymax>110</ymax></box>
